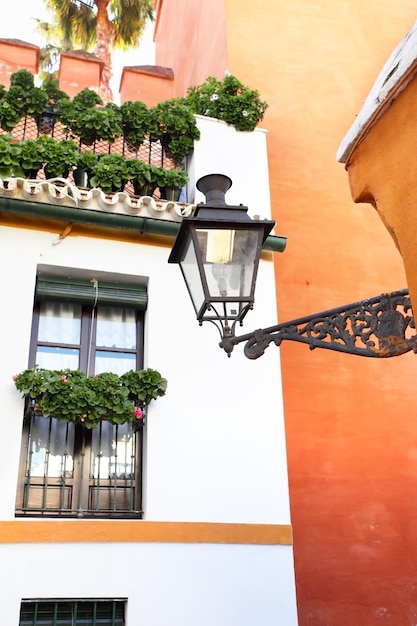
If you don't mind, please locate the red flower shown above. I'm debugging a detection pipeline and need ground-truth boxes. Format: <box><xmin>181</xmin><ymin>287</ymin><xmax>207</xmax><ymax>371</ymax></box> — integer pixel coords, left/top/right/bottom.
<box><xmin>134</xmin><ymin>407</ymin><xmax>143</xmax><ymax>419</ymax></box>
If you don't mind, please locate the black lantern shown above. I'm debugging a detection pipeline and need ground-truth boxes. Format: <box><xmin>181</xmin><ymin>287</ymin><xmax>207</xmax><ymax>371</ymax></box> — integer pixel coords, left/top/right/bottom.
<box><xmin>168</xmin><ymin>174</ymin><xmax>275</xmax><ymax>342</ymax></box>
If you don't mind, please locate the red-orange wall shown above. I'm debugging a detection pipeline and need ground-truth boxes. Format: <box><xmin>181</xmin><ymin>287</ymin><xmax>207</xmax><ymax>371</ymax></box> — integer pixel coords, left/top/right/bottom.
<box><xmin>58</xmin><ymin>51</ymin><xmax>103</xmax><ymax>98</ymax></box>
<box><xmin>119</xmin><ymin>65</ymin><xmax>174</xmax><ymax>105</ymax></box>
<box><xmin>154</xmin><ymin>1</ymin><xmax>417</xmax><ymax>624</ymax></box>
<box><xmin>154</xmin><ymin>0</ymin><xmax>228</xmax><ymax>94</ymax></box>
<box><xmin>0</xmin><ymin>39</ymin><xmax>39</xmax><ymax>87</ymax></box>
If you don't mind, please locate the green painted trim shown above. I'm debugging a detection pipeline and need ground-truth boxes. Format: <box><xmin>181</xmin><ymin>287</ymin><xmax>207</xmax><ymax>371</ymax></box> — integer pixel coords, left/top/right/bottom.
<box><xmin>36</xmin><ymin>275</ymin><xmax>148</xmax><ymax>309</ymax></box>
<box><xmin>0</xmin><ymin>196</ymin><xmax>287</xmax><ymax>252</ymax></box>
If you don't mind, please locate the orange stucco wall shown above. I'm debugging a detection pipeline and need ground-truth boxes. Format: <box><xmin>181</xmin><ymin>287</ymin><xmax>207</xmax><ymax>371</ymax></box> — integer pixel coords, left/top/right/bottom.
<box><xmin>154</xmin><ymin>0</ymin><xmax>228</xmax><ymax>95</ymax></box>
<box><xmin>153</xmin><ymin>1</ymin><xmax>417</xmax><ymax>624</ymax></box>
<box><xmin>119</xmin><ymin>65</ymin><xmax>174</xmax><ymax>105</ymax></box>
<box><xmin>344</xmin><ymin>74</ymin><xmax>417</xmax><ymax>327</ymax></box>
<box><xmin>0</xmin><ymin>39</ymin><xmax>39</xmax><ymax>88</ymax></box>
<box><xmin>58</xmin><ymin>51</ymin><xmax>104</xmax><ymax>98</ymax></box>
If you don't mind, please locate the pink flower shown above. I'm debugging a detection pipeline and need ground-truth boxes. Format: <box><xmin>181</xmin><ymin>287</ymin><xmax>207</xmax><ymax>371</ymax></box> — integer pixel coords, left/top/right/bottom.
<box><xmin>134</xmin><ymin>407</ymin><xmax>143</xmax><ymax>419</ymax></box>
<box><xmin>12</xmin><ymin>374</ymin><xmax>18</xmax><ymax>381</ymax></box>
<box><xmin>61</xmin><ymin>375</ymin><xmax>68</xmax><ymax>382</ymax></box>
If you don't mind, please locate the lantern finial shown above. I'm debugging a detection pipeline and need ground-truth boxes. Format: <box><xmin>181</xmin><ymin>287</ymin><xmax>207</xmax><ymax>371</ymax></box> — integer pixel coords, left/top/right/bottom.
<box><xmin>196</xmin><ymin>174</ymin><xmax>232</xmax><ymax>206</ymax></box>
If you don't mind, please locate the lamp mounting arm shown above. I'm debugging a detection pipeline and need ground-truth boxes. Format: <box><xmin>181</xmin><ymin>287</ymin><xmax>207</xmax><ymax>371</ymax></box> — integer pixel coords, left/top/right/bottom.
<box><xmin>219</xmin><ymin>288</ymin><xmax>417</xmax><ymax>359</ymax></box>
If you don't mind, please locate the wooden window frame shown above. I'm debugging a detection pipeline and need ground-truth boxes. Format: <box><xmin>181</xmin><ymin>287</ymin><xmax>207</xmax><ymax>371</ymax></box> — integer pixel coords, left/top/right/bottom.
<box><xmin>15</xmin><ymin>298</ymin><xmax>145</xmax><ymax>519</ymax></box>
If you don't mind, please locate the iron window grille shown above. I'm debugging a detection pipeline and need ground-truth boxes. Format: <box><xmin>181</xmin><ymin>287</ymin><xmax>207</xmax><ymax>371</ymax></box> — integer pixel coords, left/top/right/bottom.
<box><xmin>19</xmin><ymin>599</ymin><xmax>125</xmax><ymax>625</ymax></box>
<box><xmin>16</xmin><ymin>411</ymin><xmax>143</xmax><ymax>518</ymax></box>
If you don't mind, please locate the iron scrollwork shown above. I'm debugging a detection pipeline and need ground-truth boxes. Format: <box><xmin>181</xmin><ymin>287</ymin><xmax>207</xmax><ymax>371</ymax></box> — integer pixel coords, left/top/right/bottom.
<box><xmin>219</xmin><ymin>288</ymin><xmax>417</xmax><ymax>359</ymax></box>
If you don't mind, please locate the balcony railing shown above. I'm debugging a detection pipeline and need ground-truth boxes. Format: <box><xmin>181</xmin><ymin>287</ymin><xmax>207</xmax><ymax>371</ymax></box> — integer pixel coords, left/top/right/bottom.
<box><xmin>2</xmin><ymin>113</ymin><xmax>177</xmax><ymax>198</ymax></box>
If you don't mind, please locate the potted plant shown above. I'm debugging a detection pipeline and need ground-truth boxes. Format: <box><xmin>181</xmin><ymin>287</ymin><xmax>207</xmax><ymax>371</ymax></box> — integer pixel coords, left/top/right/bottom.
<box><xmin>73</xmin><ymin>150</ymin><xmax>99</xmax><ymax>188</ymax></box>
<box><xmin>148</xmin><ymin>164</ymin><xmax>169</xmax><ymax>194</ymax></box>
<box><xmin>148</xmin><ymin>97</ymin><xmax>201</xmax><ymax>163</ymax></box>
<box><xmin>37</xmin><ymin>135</ymin><xmax>80</xmax><ymax>179</ymax></box>
<box><xmin>121</xmin><ymin>100</ymin><xmax>151</xmax><ymax>152</ymax></box>
<box><xmin>15</xmin><ymin>138</ymin><xmax>45</xmax><ymax>179</ymax></box>
<box><xmin>0</xmin><ymin>99</ymin><xmax>24</xmax><ymax>134</ymax></box>
<box><xmin>0</xmin><ymin>134</ymin><xmax>23</xmax><ymax>179</ymax></box>
<box><xmin>56</xmin><ymin>88</ymin><xmax>123</xmax><ymax>146</ymax></box>
<box><xmin>186</xmin><ymin>73</ymin><xmax>268</xmax><ymax>132</ymax></box>
<box><xmin>13</xmin><ymin>366</ymin><xmax>167</xmax><ymax>429</ymax></box>
<box><xmin>89</xmin><ymin>153</ymin><xmax>130</xmax><ymax>194</ymax></box>
<box><xmin>0</xmin><ymin>69</ymin><xmax>49</xmax><ymax>132</ymax></box>
<box><xmin>159</xmin><ymin>167</ymin><xmax>189</xmax><ymax>201</ymax></box>
<box><xmin>36</xmin><ymin>77</ymin><xmax>69</xmax><ymax>134</ymax></box>
<box><xmin>126</xmin><ymin>159</ymin><xmax>160</xmax><ymax>196</ymax></box>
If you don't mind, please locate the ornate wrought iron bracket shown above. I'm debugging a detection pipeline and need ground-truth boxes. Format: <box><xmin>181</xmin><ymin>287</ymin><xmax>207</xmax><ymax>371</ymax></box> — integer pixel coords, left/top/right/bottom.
<box><xmin>219</xmin><ymin>288</ymin><xmax>417</xmax><ymax>359</ymax></box>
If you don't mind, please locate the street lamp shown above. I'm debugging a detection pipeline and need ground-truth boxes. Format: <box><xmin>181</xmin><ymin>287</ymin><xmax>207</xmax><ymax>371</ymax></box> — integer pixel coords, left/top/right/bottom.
<box><xmin>168</xmin><ymin>174</ymin><xmax>275</xmax><ymax>343</ymax></box>
<box><xmin>169</xmin><ymin>174</ymin><xmax>417</xmax><ymax>359</ymax></box>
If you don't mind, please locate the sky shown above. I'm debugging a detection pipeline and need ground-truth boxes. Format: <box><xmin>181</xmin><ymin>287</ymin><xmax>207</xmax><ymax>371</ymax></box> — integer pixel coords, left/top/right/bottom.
<box><xmin>0</xmin><ymin>0</ymin><xmax>156</xmax><ymax>98</ymax></box>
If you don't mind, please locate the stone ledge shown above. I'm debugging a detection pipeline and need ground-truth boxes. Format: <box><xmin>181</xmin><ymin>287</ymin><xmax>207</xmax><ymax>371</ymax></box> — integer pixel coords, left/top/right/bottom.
<box><xmin>337</xmin><ymin>20</ymin><xmax>417</xmax><ymax>163</ymax></box>
<box><xmin>0</xmin><ymin>177</ymin><xmax>194</xmax><ymax>222</ymax></box>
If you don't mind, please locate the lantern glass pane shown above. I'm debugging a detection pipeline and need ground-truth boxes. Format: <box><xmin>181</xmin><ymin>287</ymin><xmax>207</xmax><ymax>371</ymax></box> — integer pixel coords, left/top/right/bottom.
<box><xmin>179</xmin><ymin>234</ymin><xmax>206</xmax><ymax>315</ymax></box>
<box><xmin>196</xmin><ymin>228</ymin><xmax>260</xmax><ymax>299</ymax></box>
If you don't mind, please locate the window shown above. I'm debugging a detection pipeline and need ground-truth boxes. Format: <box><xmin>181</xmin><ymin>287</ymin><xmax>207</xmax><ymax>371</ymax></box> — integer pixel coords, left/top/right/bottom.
<box><xmin>19</xmin><ymin>599</ymin><xmax>125</xmax><ymax>625</ymax></box>
<box><xmin>15</xmin><ymin>274</ymin><xmax>147</xmax><ymax>519</ymax></box>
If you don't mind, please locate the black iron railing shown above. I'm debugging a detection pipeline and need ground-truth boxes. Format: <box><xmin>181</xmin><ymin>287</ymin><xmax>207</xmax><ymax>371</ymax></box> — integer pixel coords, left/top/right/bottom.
<box><xmin>2</xmin><ymin>114</ymin><xmax>176</xmax><ymax>197</ymax></box>
<box><xmin>16</xmin><ymin>409</ymin><xmax>143</xmax><ymax>518</ymax></box>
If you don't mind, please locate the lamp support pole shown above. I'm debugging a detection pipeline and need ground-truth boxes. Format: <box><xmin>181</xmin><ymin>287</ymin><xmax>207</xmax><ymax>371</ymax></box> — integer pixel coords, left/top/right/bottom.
<box><xmin>219</xmin><ymin>288</ymin><xmax>417</xmax><ymax>359</ymax></box>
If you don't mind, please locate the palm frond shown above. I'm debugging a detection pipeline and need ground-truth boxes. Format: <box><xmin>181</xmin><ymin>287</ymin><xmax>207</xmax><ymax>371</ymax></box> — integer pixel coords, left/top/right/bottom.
<box><xmin>110</xmin><ymin>0</ymin><xmax>154</xmax><ymax>49</ymax></box>
<box><xmin>37</xmin><ymin>0</ymin><xmax>155</xmax><ymax>100</ymax></box>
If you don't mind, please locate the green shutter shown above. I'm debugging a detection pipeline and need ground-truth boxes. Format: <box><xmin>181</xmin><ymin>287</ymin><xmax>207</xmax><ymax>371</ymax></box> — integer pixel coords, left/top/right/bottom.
<box><xmin>35</xmin><ymin>275</ymin><xmax>148</xmax><ymax>310</ymax></box>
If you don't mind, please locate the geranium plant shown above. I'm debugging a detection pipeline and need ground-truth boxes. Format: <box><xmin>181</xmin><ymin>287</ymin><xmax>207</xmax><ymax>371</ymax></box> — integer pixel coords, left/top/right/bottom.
<box><xmin>148</xmin><ymin>97</ymin><xmax>201</xmax><ymax>162</ymax></box>
<box><xmin>0</xmin><ymin>69</ymin><xmax>49</xmax><ymax>132</ymax></box>
<box><xmin>74</xmin><ymin>149</ymin><xmax>100</xmax><ymax>187</ymax></box>
<box><xmin>159</xmin><ymin>167</ymin><xmax>189</xmax><ymax>201</ymax></box>
<box><xmin>89</xmin><ymin>153</ymin><xmax>130</xmax><ymax>193</ymax></box>
<box><xmin>37</xmin><ymin>135</ymin><xmax>80</xmax><ymax>178</ymax></box>
<box><xmin>121</xmin><ymin>100</ymin><xmax>151</xmax><ymax>151</ymax></box>
<box><xmin>126</xmin><ymin>158</ymin><xmax>158</xmax><ymax>196</ymax></box>
<box><xmin>13</xmin><ymin>366</ymin><xmax>167</xmax><ymax>429</ymax></box>
<box><xmin>56</xmin><ymin>88</ymin><xmax>123</xmax><ymax>146</ymax></box>
<box><xmin>0</xmin><ymin>134</ymin><xmax>23</xmax><ymax>178</ymax></box>
<box><xmin>15</xmin><ymin>138</ymin><xmax>45</xmax><ymax>178</ymax></box>
<box><xmin>186</xmin><ymin>74</ymin><xmax>268</xmax><ymax>132</ymax></box>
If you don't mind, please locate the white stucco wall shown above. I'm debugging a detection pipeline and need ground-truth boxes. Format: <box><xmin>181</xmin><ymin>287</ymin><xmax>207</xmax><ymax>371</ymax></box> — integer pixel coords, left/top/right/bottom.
<box><xmin>0</xmin><ymin>227</ymin><xmax>288</xmax><ymax>524</ymax></box>
<box><xmin>189</xmin><ymin>115</ymin><xmax>273</xmax><ymax>223</ymax></box>
<box><xmin>1</xmin><ymin>542</ymin><xmax>299</xmax><ymax>625</ymax></box>
<box><xmin>0</xmin><ymin>116</ymin><xmax>298</xmax><ymax>626</ymax></box>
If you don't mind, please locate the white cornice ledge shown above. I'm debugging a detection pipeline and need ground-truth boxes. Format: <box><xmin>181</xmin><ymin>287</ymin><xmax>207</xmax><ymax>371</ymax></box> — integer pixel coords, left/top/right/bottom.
<box><xmin>0</xmin><ymin>177</ymin><xmax>195</xmax><ymax>222</ymax></box>
<box><xmin>337</xmin><ymin>20</ymin><xmax>417</xmax><ymax>164</ymax></box>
